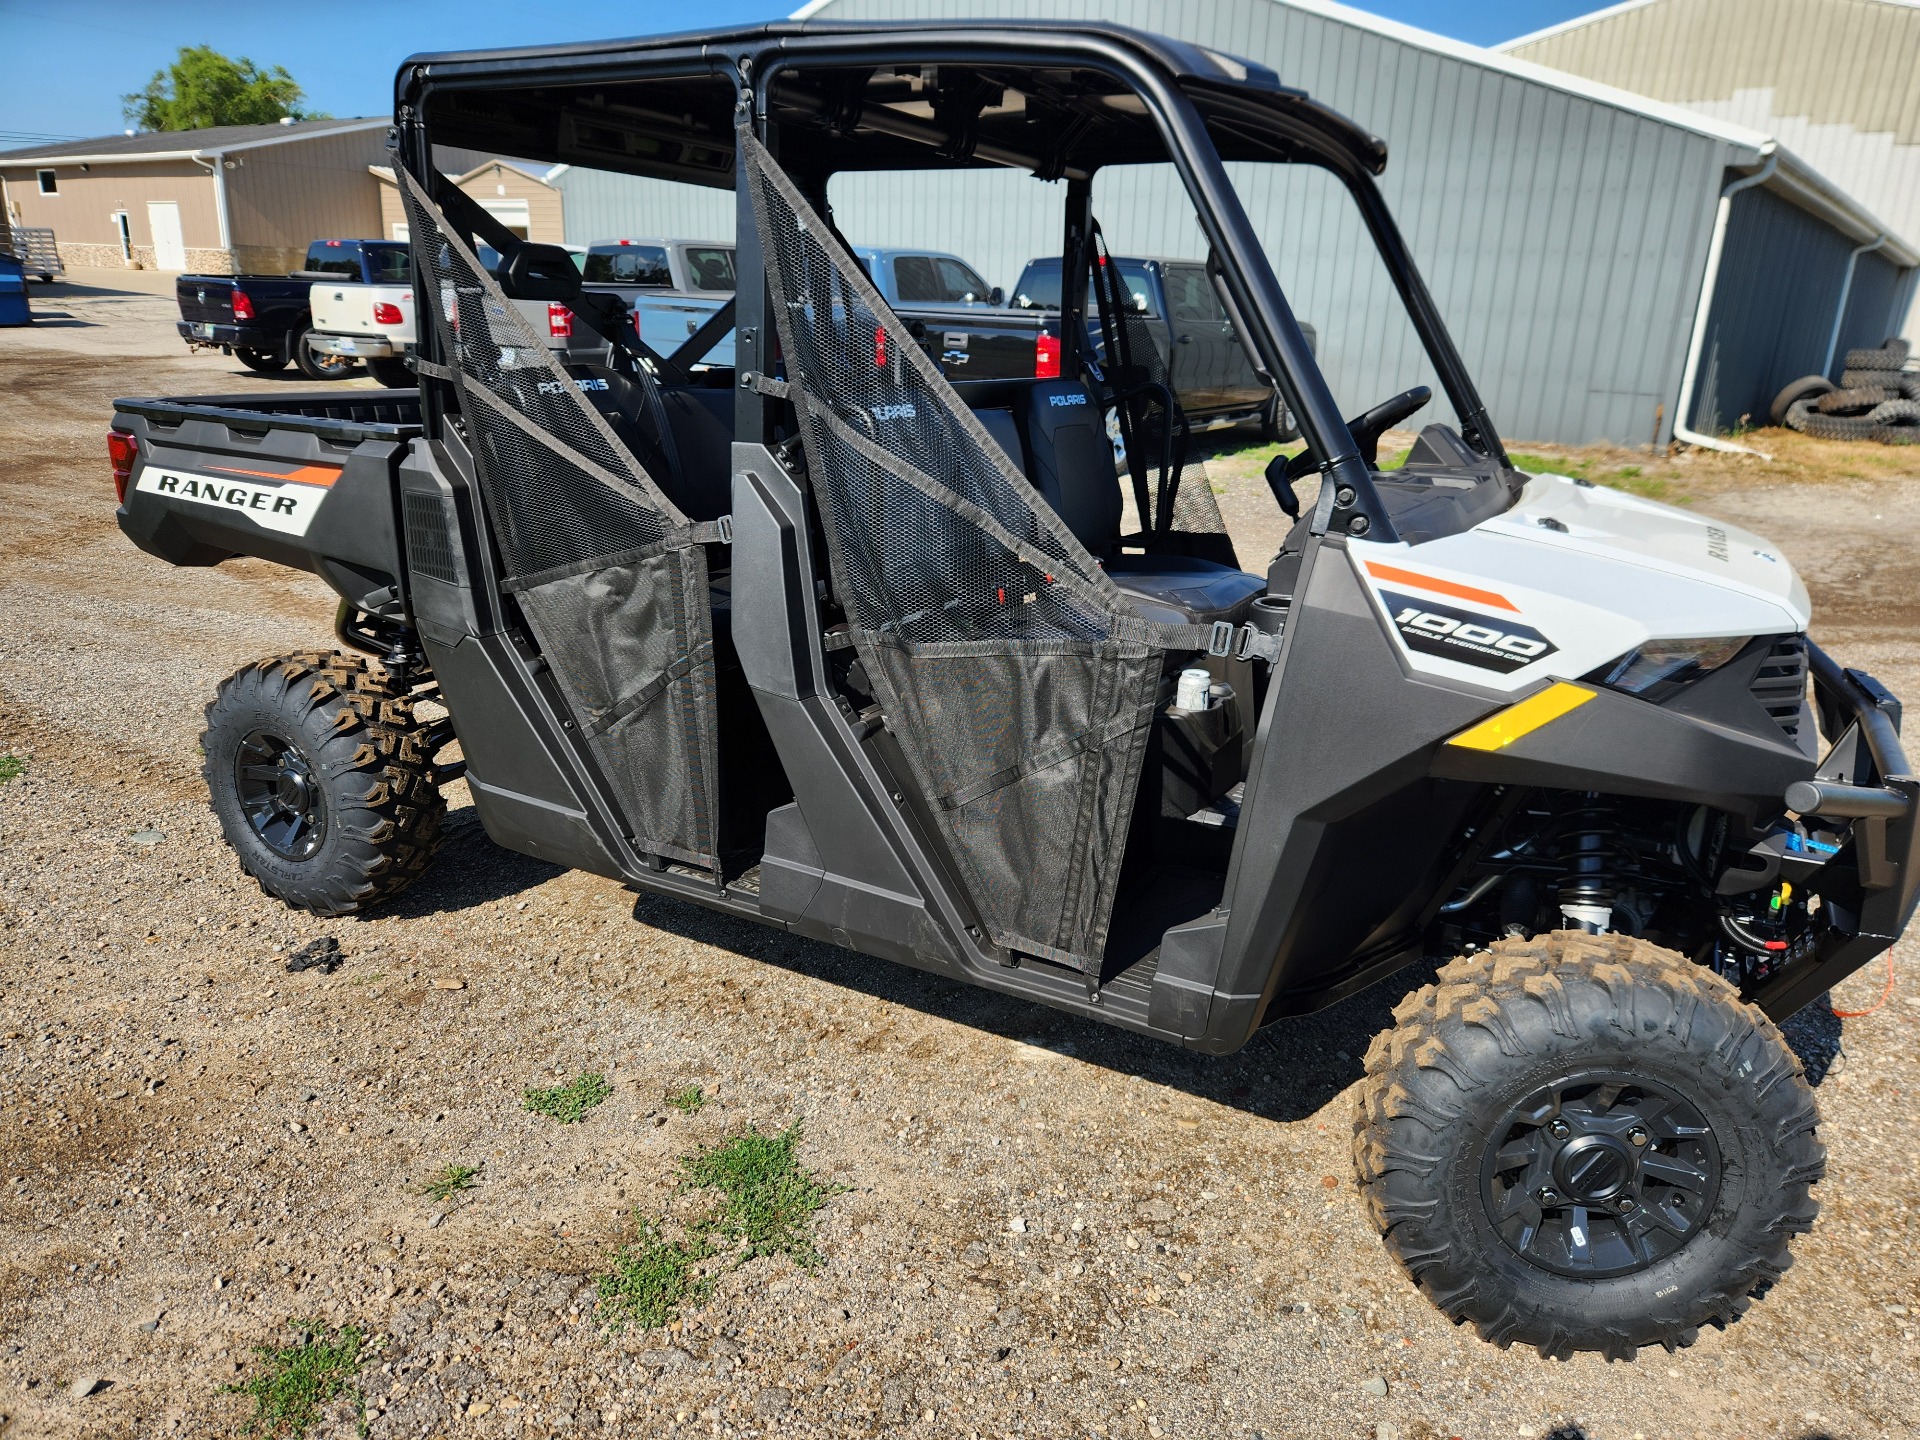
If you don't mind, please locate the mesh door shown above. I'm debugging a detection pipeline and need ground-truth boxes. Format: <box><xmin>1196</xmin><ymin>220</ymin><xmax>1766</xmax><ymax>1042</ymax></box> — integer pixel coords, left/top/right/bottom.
<box><xmin>741</xmin><ymin>130</ymin><xmax>1211</xmax><ymax>970</ymax></box>
<box><xmin>399</xmin><ymin>168</ymin><xmax>721</xmax><ymax>868</ymax></box>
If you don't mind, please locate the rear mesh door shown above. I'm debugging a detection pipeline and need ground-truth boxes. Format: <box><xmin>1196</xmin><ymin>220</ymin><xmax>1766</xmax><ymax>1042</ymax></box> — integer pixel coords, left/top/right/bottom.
<box><xmin>400</xmin><ymin>168</ymin><xmax>721</xmax><ymax>870</ymax></box>
<box><xmin>742</xmin><ymin>130</ymin><xmax>1208</xmax><ymax>970</ymax></box>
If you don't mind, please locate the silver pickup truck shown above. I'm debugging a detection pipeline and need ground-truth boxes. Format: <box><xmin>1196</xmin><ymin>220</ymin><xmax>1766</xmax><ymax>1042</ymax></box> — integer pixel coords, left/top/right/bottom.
<box><xmin>575</xmin><ymin>238</ymin><xmax>736</xmax><ymax>366</ymax></box>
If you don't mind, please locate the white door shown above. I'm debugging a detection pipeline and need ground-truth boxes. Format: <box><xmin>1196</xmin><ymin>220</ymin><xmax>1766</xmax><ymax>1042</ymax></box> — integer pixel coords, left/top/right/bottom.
<box><xmin>146</xmin><ymin>201</ymin><xmax>186</xmax><ymax>271</ymax></box>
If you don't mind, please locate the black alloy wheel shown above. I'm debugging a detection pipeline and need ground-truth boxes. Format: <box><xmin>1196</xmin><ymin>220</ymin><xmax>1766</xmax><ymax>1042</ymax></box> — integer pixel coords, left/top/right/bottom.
<box><xmin>1480</xmin><ymin>1070</ymin><xmax>1721</xmax><ymax>1279</ymax></box>
<box><xmin>234</xmin><ymin>728</ymin><xmax>328</xmax><ymax>860</ymax></box>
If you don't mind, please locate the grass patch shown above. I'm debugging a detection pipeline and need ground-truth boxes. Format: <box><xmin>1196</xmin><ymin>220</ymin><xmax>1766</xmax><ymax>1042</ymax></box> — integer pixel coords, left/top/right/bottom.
<box><xmin>665</xmin><ymin>1084</ymin><xmax>707</xmax><ymax>1114</ymax></box>
<box><xmin>421</xmin><ymin>1163</ymin><xmax>480</xmax><ymax>1203</ymax></box>
<box><xmin>222</xmin><ymin>1321</ymin><xmax>367</xmax><ymax>1438</ymax></box>
<box><xmin>595</xmin><ymin>1123</ymin><xmax>844</xmax><ymax>1334</ymax></box>
<box><xmin>596</xmin><ymin>1222</ymin><xmax>720</xmax><ymax>1332</ymax></box>
<box><xmin>678</xmin><ymin>1125</ymin><xmax>844</xmax><ymax>1267</ymax></box>
<box><xmin>1510</xmin><ymin>452</ymin><xmax>1676</xmax><ymax>502</ymax></box>
<box><xmin>0</xmin><ymin>755</ymin><xmax>22</xmax><ymax>784</ymax></box>
<box><xmin>523</xmin><ymin>1071</ymin><xmax>613</xmax><ymax>1124</ymax></box>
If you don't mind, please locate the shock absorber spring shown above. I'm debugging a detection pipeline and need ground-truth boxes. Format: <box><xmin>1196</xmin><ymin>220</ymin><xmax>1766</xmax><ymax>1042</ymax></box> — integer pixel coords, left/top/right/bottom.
<box><xmin>1555</xmin><ymin>797</ymin><xmax>1617</xmax><ymax>934</ymax></box>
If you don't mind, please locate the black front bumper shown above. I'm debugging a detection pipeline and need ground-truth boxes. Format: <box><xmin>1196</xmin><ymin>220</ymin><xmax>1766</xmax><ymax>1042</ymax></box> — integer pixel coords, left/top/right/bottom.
<box><xmin>1752</xmin><ymin>642</ymin><xmax>1919</xmax><ymax>1018</ymax></box>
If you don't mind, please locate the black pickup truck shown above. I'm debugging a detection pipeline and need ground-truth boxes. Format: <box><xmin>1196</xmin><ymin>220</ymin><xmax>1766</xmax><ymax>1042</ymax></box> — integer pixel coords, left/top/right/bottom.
<box><xmin>1013</xmin><ymin>254</ymin><xmax>1309</xmax><ymax>440</ymax></box>
<box><xmin>176</xmin><ymin>239</ymin><xmax>406</xmax><ymax>382</ymax></box>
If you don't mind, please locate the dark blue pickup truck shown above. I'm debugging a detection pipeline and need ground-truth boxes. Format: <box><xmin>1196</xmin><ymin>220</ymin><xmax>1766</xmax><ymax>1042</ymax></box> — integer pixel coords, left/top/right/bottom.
<box><xmin>176</xmin><ymin>239</ymin><xmax>408</xmax><ymax>382</ymax></box>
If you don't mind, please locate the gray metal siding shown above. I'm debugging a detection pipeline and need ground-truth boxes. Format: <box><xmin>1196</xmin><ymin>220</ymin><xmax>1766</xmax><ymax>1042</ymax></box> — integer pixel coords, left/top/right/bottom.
<box><xmin>1691</xmin><ymin>183</ymin><xmax>1883</xmax><ymax>436</ymax></box>
<box><xmin>554</xmin><ymin>173</ymin><xmax>736</xmax><ymax>247</ymax></box>
<box><xmin>813</xmin><ymin>0</ymin><xmax>1730</xmax><ymax>445</ymax></box>
<box><xmin>1508</xmin><ymin>0</ymin><xmax>1920</xmax><ymax>341</ymax></box>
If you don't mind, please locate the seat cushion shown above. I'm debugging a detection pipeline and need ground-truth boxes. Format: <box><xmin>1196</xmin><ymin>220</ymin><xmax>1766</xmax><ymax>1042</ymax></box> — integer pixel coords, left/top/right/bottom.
<box><xmin>1105</xmin><ymin>553</ymin><xmax>1264</xmax><ymax>627</ymax></box>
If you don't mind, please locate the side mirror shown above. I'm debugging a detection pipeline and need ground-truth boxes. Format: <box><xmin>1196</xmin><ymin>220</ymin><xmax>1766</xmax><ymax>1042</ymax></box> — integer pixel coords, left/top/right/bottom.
<box><xmin>989</xmin><ymin>285</ymin><xmax>1005</xmax><ymax>306</ymax></box>
<box><xmin>501</xmin><ymin>243</ymin><xmax>581</xmax><ymax>302</ymax></box>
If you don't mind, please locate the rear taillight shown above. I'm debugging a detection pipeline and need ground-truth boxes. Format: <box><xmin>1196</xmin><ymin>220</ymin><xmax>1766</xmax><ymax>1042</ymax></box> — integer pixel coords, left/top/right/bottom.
<box><xmin>107</xmin><ymin>429</ymin><xmax>138</xmax><ymax>504</ymax></box>
<box><xmin>230</xmin><ymin>289</ymin><xmax>255</xmax><ymax>321</ymax></box>
<box><xmin>372</xmin><ymin>301</ymin><xmax>403</xmax><ymax>325</ymax></box>
<box><xmin>875</xmin><ymin>325</ymin><xmax>888</xmax><ymax>369</ymax></box>
<box><xmin>1035</xmin><ymin>331</ymin><xmax>1061</xmax><ymax>379</ymax></box>
<box><xmin>548</xmin><ymin>303</ymin><xmax>573</xmax><ymax>338</ymax></box>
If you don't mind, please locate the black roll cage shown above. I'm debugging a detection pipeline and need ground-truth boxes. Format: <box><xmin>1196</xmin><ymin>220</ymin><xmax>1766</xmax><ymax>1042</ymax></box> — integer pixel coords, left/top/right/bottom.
<box><xmin>393</xmin><ymin>20</ymin><xmax>1509</xmax><ymax>546</ymax></box>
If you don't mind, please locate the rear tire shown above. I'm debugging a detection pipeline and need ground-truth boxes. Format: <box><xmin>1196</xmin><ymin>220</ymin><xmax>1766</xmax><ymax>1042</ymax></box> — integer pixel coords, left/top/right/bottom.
<box><xmin>367</xmin><ymin>357</ymin><xmax>414</xmax><ymax>389</ymax></box>
<box><xmin>202</xmin><ymin>651</ymin><xmax>445</xmax><ymax>916</ymax></box>
<box><xmin>294</xmin><ymin>325</ymin><xmax>355</xmax><ymax>382</ymax></box>
<box><xmin>1353</xmin><ymin>932</ymin><xmax>1822</xmax><ymax>1360</ymax></box>
<box><xmin>1767</xmin><ymin>374</ymin><xmax>1833</xmax><ymax>426</ymax></box>
<box><xmin>1258</xmin><ymin>394</ymin><xmax>1294</xmax><ymax>444</ymax></box>
<box><xmin>235</xmin><ymin>347</ymin><xmax>289</xmax><ymax>375</ymax></box>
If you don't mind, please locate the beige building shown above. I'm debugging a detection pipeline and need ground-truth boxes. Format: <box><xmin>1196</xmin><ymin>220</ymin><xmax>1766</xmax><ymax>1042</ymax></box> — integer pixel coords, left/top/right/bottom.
<box><xmin>0</xmin><ymin>119</ymin><xmax>390</xmax><ymax>275</ymax></box>
<box><xmin>372</xmin><ymin>158</ymin><xmax>567</xmax><ymax>244</ymax></box>
<box><xmin>1505</xmin><ymin>0</ymin><xmax>1920</xmax><ymax>341</ymax></box>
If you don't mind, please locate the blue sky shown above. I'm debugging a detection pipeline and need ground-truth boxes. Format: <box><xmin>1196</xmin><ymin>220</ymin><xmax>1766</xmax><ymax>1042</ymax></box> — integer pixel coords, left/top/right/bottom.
<box><xmin>0</xmin><ymin>0</ymin><xmax>1602</xmax><ymax>146</ymax></box>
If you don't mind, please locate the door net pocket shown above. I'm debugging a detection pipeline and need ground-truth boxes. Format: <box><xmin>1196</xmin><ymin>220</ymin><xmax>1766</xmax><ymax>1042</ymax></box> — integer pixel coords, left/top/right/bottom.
<box><xmin>399</xmin><ymin>168</ymin><xmax>721</xmax><ymax>868</ymax></box>
<box><xmin>741</xmin><ymin>130</ymin><xmax>1211</xmax><ymax>970</ymax></box>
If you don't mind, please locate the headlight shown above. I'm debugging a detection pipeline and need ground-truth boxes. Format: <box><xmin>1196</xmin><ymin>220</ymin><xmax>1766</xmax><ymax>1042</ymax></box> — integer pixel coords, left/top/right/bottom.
<box><xmin>1590</xmin><ymin>636</ymin><xmax>1750</xmax><ymax>697</ymax></box>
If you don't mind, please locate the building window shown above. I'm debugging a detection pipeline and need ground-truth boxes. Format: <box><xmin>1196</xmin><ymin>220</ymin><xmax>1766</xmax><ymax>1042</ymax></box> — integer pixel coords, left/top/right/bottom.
<box><xmin>37</xmin><ymin>169</ymin><xmax>57</xmax><ymax>195</ymax></box>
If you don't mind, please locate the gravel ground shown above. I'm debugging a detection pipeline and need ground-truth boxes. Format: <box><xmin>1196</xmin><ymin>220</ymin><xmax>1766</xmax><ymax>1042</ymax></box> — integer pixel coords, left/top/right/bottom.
<box><xmin>2</xmin><ymin>287</ymin><xmax>1918</xmax><ymax>1440</ymax></box>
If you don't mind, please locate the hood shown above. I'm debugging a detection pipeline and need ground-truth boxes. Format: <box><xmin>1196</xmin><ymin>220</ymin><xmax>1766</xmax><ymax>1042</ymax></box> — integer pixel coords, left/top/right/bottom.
<box><xmin>1480</xmin><ymin>473</ymin><xmax>1811</xmax><ymax>627</ymax></box>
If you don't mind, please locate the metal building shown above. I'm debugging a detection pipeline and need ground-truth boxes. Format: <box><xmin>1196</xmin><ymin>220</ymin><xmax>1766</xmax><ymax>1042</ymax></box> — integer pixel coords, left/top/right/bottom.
<box><xmin>1505</xmin><ymin>0</ymin><xmax>1920</xmax><ymax>345</ymax></box>
<box><xmin>798</xmin><ymin>0</ymin><xmax>1917</xmax><ymax>446</ymax></box>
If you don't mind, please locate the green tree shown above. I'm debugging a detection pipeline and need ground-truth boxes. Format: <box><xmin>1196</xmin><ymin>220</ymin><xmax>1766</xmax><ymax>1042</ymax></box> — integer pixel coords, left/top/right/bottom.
<box><xmin>122</xmin><ymin>45</ymin><xmax>330</xmax><ymax>132</ymax></box>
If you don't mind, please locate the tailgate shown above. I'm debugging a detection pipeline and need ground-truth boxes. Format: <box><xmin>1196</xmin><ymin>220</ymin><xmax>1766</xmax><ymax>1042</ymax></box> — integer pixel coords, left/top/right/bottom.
<box><xmin>175</xmin><ymin>277</ymin><xmax>233</xmax><ymax>325</ymax></box>
<box><xmin>112</xmin><ymin>394</ymin><xmax>419</xmax><ymax>610</ymax></box>
<box><xmin>310</xmin><ymin>282</ymin><xmax>415</xmax><ymax>341</ymax></box>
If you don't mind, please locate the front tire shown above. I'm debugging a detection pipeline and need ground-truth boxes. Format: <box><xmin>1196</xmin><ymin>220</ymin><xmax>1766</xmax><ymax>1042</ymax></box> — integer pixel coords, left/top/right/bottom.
<box><xmin>294</xmin><ymin>326</ymin><xmax>355</xmax><ymax>382</ymax></box>
<box><xmin>202</xmin><ymin>652</ymin><xmax>445</xmax><ymax>916</ymax></box>
<box><xmin>1353</xmin><ymin>933</ymin><xmax>1822</xmax><ymax>1360</ymax></box>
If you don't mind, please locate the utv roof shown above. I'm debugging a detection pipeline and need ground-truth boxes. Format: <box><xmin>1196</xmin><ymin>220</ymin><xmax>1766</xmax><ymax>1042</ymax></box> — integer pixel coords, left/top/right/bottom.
<box><xmin>397</xmin><ymin>19</ymin><xmax>1389</xmax><ymax>179</ymax></box>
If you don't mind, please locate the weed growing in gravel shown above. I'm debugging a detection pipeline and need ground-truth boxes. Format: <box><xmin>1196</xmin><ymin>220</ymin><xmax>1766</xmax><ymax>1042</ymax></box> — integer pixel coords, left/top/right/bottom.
<box><xmin>421</xmin><ymin>1163</ymin><xmax>480</xmax><ymax>1202</ymax></box>
<box><xmin>0</xmin><ymin>755</ymin><xmax>22</xmax><ymax>784</ymax></box>
<box><xmin>223</xmin><ymin>1320</ymin><xmax>368</xmax><ymax>1438</ymax></box>
<box><xmin>679</xmin><ymin>1124</ymin><xmax>845</xmax><ymax>1267</ymax></box>
<box><xmin>666</xmin><ymin>1084</ymin><xmax>707</xmax><ymax>1113</ymax></box>
<box><xmin>523</xmin><ymin>1071</ymin><xmax>613</xmax><ymax>1124</ymax></box>
<box><xmin>596</xmin><ymin>1124</ymin><xmax>844</xmax><ymax>1334</ymax></box>
<box><xmin>597</xmin><ymin>1221</ymin><xmax>721</xmax><ymax>1332</ymax></box>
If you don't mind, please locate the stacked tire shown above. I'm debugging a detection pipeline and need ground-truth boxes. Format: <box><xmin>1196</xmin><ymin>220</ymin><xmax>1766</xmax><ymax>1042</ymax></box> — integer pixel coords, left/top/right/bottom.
<box><xmin>1774</xmin><ymin>338</ymin><xmax>1920</xmax><ymax>445</ymax></box>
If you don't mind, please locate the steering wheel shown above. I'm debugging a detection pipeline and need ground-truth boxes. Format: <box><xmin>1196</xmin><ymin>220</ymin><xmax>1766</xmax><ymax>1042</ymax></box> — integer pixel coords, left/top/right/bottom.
<box><xmin>1283</xmin><ymin>385</ymin><xmax>1433</xmax><ymax>482</ymax></box>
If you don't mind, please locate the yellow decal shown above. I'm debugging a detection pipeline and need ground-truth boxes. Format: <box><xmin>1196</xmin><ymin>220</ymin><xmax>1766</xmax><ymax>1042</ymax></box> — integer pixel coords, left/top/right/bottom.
<box><xmin>1447</xmin><ymin>683</ymin><xmax>1596</xmax><ymax>752</ymax></box>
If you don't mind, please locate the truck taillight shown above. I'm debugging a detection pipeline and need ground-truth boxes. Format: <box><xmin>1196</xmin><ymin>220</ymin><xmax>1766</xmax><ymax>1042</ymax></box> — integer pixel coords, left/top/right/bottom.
<box><xmin>372</xmin><ymin>301</ymin><xmax>404</xmax><ymax>325</ymax></box>
<box><xmin>875</xmin><ymin>325</ymin><xmax>888</xmax><ymax>368</ymax></box>
<box><xmin>1035</xmin><ymin>331</ymin><xmax>1061</xmax><ymax>379</ymax></box>
<box><xmin>107</xmin><ymin>429</ymin><xmax>138</xmax><ymax>505</ymax></box>
<box><xmin>548</xmin><ymin>303</ymin><xmax>572</xmax><ymax>338</ymax></box>
<box><xmin>230</xmin><ymin>289</ymin><xmax>255</xmax><ymax>321</ymax></box>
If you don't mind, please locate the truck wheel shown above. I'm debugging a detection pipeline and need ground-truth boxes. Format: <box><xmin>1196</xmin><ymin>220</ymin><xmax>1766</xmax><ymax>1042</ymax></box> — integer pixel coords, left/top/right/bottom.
<box><xmin>235</xmin><ymin>347</ymin><xmax>289</xmax><ymax>375</ymax></box>
<box><xmin>1258</xmin><ymin>394</ymin><xmax>1295</xmax><ymax>444</ymax></box>
<box><xmin>294</xmin><ymin>326</ymin><xmax>355</xmax><ymax>382</ymax></box>
<box><xmin>201</xmin><ymin>651</ymin><xmax>445</xmax><ymax>916</ymax></box>
<box><xmin>1353</xmin><ymin>933</ymin><xmax>1822</xmax><ymax>1360</ymax></box>
<box><xmin>367</xmin><ymin>357</ymin><xmax>413</xmax><ymax>388</ymax></box>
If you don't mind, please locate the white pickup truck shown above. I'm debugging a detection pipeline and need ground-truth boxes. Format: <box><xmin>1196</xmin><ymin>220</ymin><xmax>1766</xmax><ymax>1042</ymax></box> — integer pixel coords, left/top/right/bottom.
<box><xmin>578</xmin><ymin>239</ymin><xmax>736</xmax><ymax>366</ymax></box>
<box><xmin>306</xmin><ymin>244</ymin><xmax>417</xmax><ymax>387</ymax></box>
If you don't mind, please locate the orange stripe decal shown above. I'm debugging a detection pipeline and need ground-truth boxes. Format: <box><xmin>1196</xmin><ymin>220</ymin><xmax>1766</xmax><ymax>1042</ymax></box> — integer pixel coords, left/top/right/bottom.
<box><xmin>206</xmin><ymin>463</ymin><xmax>342</xmax><ymax>488</ymax></box>
<box><xmin>1364</xmin><ymin>561</ymin><xmax>1518</xmax><ymax>613</ymax></box>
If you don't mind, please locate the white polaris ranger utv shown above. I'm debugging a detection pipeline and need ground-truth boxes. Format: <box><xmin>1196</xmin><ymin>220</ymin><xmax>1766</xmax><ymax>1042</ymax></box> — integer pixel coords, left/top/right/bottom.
<box><xmin>110</xmin><ymin>20</ymin><xmax>1916</xmax><ymax>1358</ymax></box>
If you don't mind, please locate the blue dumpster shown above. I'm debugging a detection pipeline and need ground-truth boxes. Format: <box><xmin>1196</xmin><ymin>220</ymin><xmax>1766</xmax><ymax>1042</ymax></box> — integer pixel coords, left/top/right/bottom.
<box><xmin>0</xmin><ymin>253</ymin><xmax>30</xmax><ymax>326</ymax></box>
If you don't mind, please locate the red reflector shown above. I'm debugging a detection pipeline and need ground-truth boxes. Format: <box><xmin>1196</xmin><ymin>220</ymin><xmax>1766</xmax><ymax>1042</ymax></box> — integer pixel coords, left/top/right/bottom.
<box><xmin>107</xmin><ymin>429</ymin><xmax>138</xmax><ymax>505</ymax></box>
<box><xmin>875</xmin><ymin>325</ymin><xmax>888</xmax><ymax>369</ymax></box>
<box><xmin>1035</xmin><ymin>331</ymin><xmax>1061</xmax><ymax>379</ymax></box>
<box><xmin>548</xmin><ymin>303</ymin><xmax>572</xmax><ymax>338</ymax></box>
<box><xmin>230</xmin><ymin>288</ymin><xmax>255</xmax><ymax>321</ymax></box>
<box><xmin>372</xmin><ymin>301</ymin><xmax>403</xmax><ymax>325</ymax></box>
